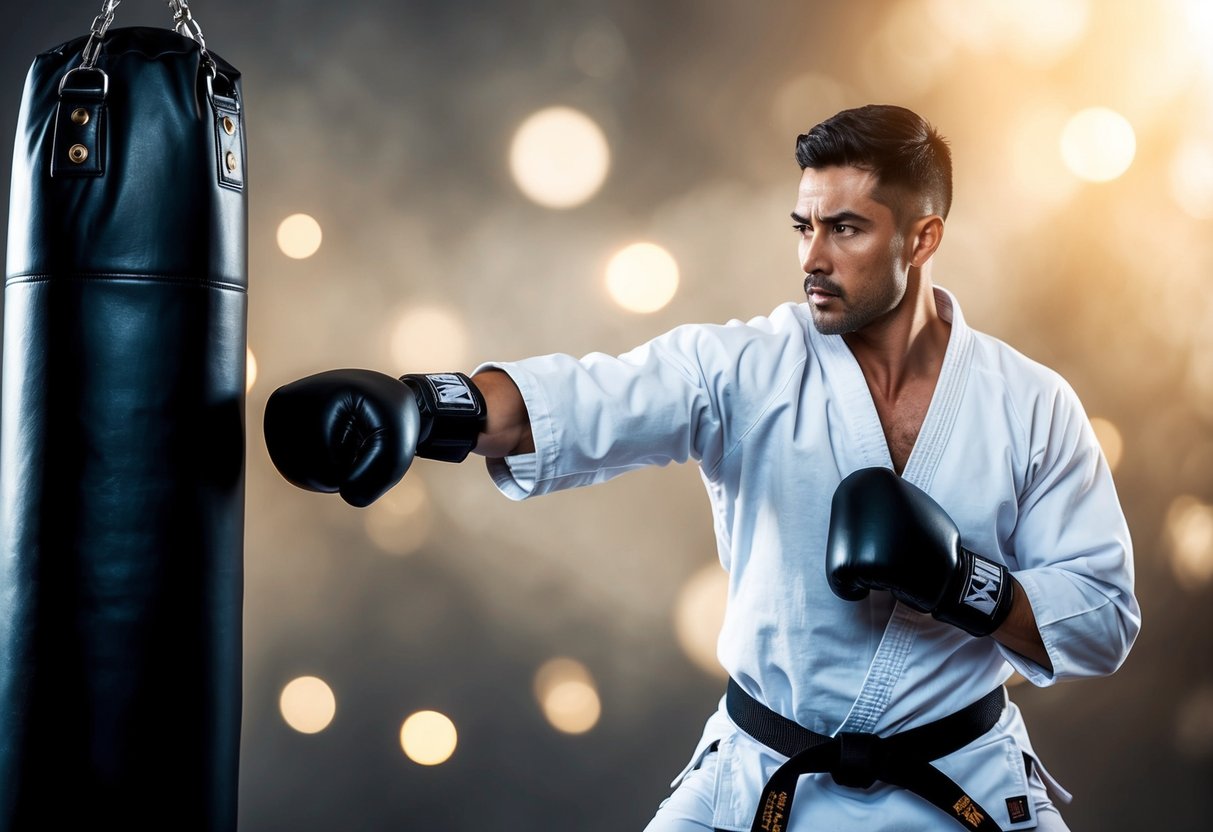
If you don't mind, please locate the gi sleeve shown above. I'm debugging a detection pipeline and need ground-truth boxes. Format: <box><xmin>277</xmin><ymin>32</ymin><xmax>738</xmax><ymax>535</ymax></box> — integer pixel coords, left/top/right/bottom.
<box><xmin>1001</xmin><ymin>379</ymin><xmax>1141</xmax><ymax>686</ymax></box>
<box><xmin>473</xmin><ymin>322</ymin><xmax>743</xmax><ymax>500</ymax></box>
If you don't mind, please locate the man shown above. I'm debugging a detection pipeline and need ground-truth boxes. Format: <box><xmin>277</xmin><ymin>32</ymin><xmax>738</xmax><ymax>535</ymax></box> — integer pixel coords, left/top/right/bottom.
<box><xmin>263</xmin><ymin>105</ymin><xmax>1139</xmax><ymax>831</ymax></box>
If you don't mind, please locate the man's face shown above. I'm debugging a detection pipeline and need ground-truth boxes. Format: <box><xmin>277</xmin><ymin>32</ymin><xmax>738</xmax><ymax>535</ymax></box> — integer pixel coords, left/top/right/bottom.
<box><xmin>792</xmin><ymin>165</ymin><xmax>914</xmax><ymax>336</ymax></box>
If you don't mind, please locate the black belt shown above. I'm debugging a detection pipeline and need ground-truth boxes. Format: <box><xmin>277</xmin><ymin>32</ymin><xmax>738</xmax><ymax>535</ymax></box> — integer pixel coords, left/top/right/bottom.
<box><xmin>726</xmin><ymin>679</ymin><xmax>1007</xmax><ymax>832</ymax></box>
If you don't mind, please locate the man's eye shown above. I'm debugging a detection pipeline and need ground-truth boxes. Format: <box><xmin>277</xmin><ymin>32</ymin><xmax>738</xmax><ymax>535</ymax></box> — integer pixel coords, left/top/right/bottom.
<box><xmin>792</xmin><ymin>224</ymin><xmax>810</xmax><ymax>234</ymax></box>
<box><xmin>834</xmin><ymin>224</ymin><xmax>853</xmax><ymax>235</ymax></box>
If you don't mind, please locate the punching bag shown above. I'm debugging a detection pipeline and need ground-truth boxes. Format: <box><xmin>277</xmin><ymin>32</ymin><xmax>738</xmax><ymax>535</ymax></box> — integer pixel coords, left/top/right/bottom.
<box><xmin>0</xmin><ymin>1</ymin><xmax>246</xmax><ymax>828</ymax></box>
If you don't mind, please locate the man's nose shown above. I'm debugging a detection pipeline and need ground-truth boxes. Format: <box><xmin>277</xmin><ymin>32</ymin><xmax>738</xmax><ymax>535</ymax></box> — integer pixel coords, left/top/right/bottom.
<box><xmin>800</xmin><ymin>231</ymin><xmax>829</xmax><ymax>275</ymax></box>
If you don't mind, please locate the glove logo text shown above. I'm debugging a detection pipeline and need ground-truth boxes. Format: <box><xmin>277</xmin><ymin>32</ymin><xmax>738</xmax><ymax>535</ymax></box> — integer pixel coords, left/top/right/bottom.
<box><xmin>428</xmin><ymin>373</ymin><xmax>479</xmax><ymax>411</ymax></box>
<box><xmin>962</xmin><ymin>557</ymin><xmax>1002</xmax><ymax>615</ymax></box>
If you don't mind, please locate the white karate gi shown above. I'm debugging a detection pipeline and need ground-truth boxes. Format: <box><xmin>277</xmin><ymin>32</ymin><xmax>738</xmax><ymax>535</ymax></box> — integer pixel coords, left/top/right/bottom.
<box><xmin>476</xmin><ymin>287</ymin><xmax>1140</xmax><ymax>831</ymax></box>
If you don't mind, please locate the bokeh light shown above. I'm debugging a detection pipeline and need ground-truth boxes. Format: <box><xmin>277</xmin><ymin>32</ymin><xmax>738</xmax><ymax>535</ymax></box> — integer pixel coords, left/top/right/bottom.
<box><xmin>533</xmin><ymin>658</ymin><xmax>602</xmax><ymax>734</ymax></box>
<box><xmin>926</xmin><ymin>0</ymin><xmax>1089</xmax><ymax>66</ymax></box>
<box><xmin>605</xmin><ymin>242</ymin><xmax>680</xmax><ymax>314</ymax></box>
<box><xmin>276</xmin><ymin>213</ymin><xmax>323</xmax><ymax>259</ymax></box>
<box><xmin>363</xmin><ymin>476</ymin><xmax>432</xmax><ymax>556</ymax></box>
<box><xmin>1178</xmin><ymin>0</ymin><xmax>1213</xmax><ymax>79</ymax></box>
<box><xmin>246</xmin><ymin>347</ymin><xmax>258</xmax><ymax>394</ymax></box>
<box><xmin>1165</xmin><ymin>495</ymin><xmax>1213</xmax><ymax>590</ymax></box>
<box><xmin>673</xmin><ymin>562</ymin><xmax>728</xmax><ymax>679</ymax></box>
<box><xmin>1005</xmin><ymin>101</ymin><xmax>1081</xmax><ymax>211</ymax></box>
<box><xmin>1169</xmin><ymin>137</ymin><xmax>1213</xmax><ymax>219</ymax></box>
<box><xmin>860</xmin><ymin>0</ymin><xmax>956</xmax><ymax>98</ymax></box>
<box><xmin>509</xmin><ymin>107</ymin><xmax>610</xmax><ymax>209</ymax></box>
<box><xmin>389</xmin><ymin>305</ymin><xmax>470</xmax><ymax>371</ymax></box>
<box><xmin>279</xmin><ymin>676</ymin><xmax>337</xmax><ymax>735</ymax></box>
<box><xmin>1060</xmin><ymin>107</ymin><xmax>1137</xmax><ymax>183</ymax></box>
<box><xmin>1089</xmin><ymin>416</ymin><xmax>1124</xmax><ymax>472</ymax></box>
<box><xmin>1175</xmin><ymin>684</ymin><xmax>1213</xmax><ymax>758</ymax></box>
<box><xmin>400</xmin><ymin>710</ymin><xmax>458</xmax><ymax>766</ymax></box>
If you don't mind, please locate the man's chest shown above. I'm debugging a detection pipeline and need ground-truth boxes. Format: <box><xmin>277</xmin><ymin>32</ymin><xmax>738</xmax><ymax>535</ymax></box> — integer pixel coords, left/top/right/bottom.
<box><xmin>867</xmin><ymin>383</ymin><xmax>934</xmax><ymax>475</ymax></box>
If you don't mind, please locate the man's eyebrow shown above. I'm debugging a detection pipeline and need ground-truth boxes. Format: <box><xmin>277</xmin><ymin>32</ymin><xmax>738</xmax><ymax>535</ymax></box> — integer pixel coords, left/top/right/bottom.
<box><xmin>790</xmin><ymin>210</ymin><xmax>871</xmax><ymax>226</ymax></box>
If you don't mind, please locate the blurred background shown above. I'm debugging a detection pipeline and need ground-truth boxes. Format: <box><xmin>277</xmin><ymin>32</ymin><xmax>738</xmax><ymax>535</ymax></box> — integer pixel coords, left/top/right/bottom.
<box><xmin>2</xmin><ymin>0</ymin><xmax>1212</xmax><ymax>829</ymax></box>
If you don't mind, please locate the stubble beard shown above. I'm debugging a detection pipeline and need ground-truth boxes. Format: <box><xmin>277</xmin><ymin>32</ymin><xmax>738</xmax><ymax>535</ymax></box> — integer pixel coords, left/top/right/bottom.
<box><xmin>806</xmin><ymin>274</ymin><xmax>905</xmax><ymax>336</ymax></box>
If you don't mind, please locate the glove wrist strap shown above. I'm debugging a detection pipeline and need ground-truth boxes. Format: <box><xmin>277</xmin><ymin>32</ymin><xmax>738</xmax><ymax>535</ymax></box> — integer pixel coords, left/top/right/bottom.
<box><xmin>934</xmin><ymin>549</ymin><xmax>1015</xmax><ymax>637</ymax></box>
<box><xmin>400</xmin><ymin>372</ymin><xmax>487</xmax><ymax>463</ymax></box>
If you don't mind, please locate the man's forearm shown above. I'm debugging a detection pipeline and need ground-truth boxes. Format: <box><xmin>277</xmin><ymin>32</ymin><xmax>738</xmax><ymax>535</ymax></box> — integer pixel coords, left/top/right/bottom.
<box><xmin>471</xmin><ymin>369</ymin><xmax>535</xmax><ymax>457</ymax></box>
<box><xmin>991</xmin><ymin>577</ymin><xmax>1053</xmax><ymax>672</ymax></box>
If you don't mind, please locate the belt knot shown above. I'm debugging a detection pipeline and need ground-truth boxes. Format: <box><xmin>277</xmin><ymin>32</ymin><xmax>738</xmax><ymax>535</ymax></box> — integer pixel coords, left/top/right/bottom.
<box><xmin>832</xmin><ymin>731</ymin><xmax>886</xmax><ymax>789</ymax></box>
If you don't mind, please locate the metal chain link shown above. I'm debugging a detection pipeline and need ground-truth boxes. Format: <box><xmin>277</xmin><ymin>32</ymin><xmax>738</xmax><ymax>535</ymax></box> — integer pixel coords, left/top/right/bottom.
<box><xmin>167</xmin><ymin>0</ymin><xmax>217</xmax><ymax>78</ymax></box>
<box><xmin>80</xmin><ymin>0</ymin><xmax>122</xmax><ymax>69</ymax></box>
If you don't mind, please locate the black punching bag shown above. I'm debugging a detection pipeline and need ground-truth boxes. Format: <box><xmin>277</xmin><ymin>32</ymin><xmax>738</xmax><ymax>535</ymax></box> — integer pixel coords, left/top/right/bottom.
<box><xmin>0</xmin><ymin>3</ymin><xmax>246</xmax><ymax>829</ymax></box>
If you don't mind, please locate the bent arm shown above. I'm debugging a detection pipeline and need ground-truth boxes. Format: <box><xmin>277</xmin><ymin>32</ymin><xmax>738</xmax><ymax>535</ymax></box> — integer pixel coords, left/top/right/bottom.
<box><xmin>992</xmin><ymin>578</ymin><xmax>1051</xmax><ymax>672</ymax></box>
<box><xmin>471</xmin><ymin>369</ymin><xmax>535</xmax><ymax>457</ymax></box>
<box><xmin>996</xmin><ymin>385</ymin><xmax>1139</xmax><ymax>685</ymax></box>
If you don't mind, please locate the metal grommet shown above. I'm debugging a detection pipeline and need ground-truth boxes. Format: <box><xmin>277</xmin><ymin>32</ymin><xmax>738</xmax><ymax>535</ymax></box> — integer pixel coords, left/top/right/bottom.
<box><xmin>222</xmin><ymin>116</ymin><xmax>235</xmax><ymax>136</ymax></box>
<box><xmin>68</xmin><ymin>144</ymin><xmax>89</xmax><ymax>164</ymax></box>
<box><xmin>71</xmin><ymin>107</ymin><xmax>90</xmax><ymax>126</ymax></box>
<box><xmin>225</xmin><ymin>151</ymin><xmax>238</xmax><ymax>173</ymax></box>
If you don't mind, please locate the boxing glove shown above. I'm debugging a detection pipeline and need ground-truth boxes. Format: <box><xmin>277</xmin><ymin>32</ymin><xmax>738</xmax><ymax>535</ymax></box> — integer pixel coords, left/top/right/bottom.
<box><xmin>263</xmin><ymin>369</ymin><xmax>486</xmax><ymax>507</ymax></box>
<box><xmin>825</xmin><ymin>467</ymin><xmax>1014</xmax><ymax>637</ymax></box>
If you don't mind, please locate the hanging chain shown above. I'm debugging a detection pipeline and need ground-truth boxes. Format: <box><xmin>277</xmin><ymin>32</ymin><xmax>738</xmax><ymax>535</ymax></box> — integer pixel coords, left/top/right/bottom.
<box><xmin>80</xmin><ymin>0</ymin><xmax>122</xmax><ymax>69</ymax></box>
<box><xmin>78</xmin><ymin>1</ymin><xmax>216</xmax><ymax>77</ymax></box>
<box><xmin>166</xmin><ymin>0</ymin><xmax>216</xmax><ymax>76</ymax></box>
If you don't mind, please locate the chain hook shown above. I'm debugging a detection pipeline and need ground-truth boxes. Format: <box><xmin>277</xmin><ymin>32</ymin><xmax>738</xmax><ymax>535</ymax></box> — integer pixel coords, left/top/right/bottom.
<box><xmin>79</xmin><ymin>0</ymin><xmax>122</xmax><ymax>70</ymax></box>
<box><xmin>167</xmin><ymin>1</ymin><xmax>218</xmax><ymax>81</ymax></box>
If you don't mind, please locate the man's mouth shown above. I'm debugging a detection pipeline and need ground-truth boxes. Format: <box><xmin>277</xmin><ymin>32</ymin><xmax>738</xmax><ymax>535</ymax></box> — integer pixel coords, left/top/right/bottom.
<box><xmin>803</xmin><ymin>275</ymin><xmax>842</xmax><ymax>300</ymax></box>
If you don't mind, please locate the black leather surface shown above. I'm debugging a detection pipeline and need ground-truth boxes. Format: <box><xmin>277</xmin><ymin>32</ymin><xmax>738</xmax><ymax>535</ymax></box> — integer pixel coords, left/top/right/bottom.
<box><xmin>0</xmin><ymin>27</ymin><xmax>246</xmax><ymax>830</ymax></box>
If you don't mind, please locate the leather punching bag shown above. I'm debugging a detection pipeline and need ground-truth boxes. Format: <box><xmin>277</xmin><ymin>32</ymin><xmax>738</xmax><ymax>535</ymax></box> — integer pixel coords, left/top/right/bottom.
<box><xmin>0</xmin><ymin>3</ymin><xmax>246</xmax><ymax>828</ymax></box>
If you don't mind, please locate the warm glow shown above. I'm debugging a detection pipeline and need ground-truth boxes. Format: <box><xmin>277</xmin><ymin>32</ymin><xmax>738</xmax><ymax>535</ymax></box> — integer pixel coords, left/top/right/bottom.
<box><xmin>926</xmin><ymin>0</ymin><xmax>1088</xmax><ymax>66</ymax></box>
<box><xmin>1060</xmin><ymin>108</ymin><xmax>1136</xmax><ymax>183</ymax></box>
<box><xmin>673</xmin><ymin>563</ymin><xmax>728</xmax><ymax>679</ymax></box>
<box><xmin>279</xmin><ymin>676</ymin><xmax>337</xmax><ymax>734</ymax></box>
<box><xmin>1089</xmin><ymin>417</ymin><xmax>1124</xmax><ymax>472</ymax></box>
<box><xmin>363</xmin><ymin>476</ymin><xmax>432</xmax><ymax>556</ymax></box>
<box><xmin>998</xmin><ymin>0</ymin><xmax>1088</xmax><ymax>65</ymax></box>
<box><xmin>605</xmin><ymin>242</ymin><xmax>680</xmax><ymax>314</ymax></box>
<box><xmin>534</xmin><ymin>658</ymin><xmax>602</xmax><ymax>734</ymax></box>
<box><xmin>400</xmin><ymin>710</ymin><xmax>458</xmax><ymax>766</ymax></box>
<box><xmin>1006</xmin><ymin>102</ymin><xmax>1081</xmax><ymax>209</ymax></box>
<box><xmin>509</xmin><ymin>107</ymin><xmax>610</xmax><ymax>209</ymax></box>
<box><xmin>389</xmin><ymin>306</ymin><xmax>469</xmax><ymax>372</ymax></box>
<box><xmin>1178</xmin><ymin>0</ymin><xmax>1213</xmax><ymax>78</ymax></box>
<box><xmin>1169</xmin><ymin>138</ymin><xmax>1213</xmax><ymax>220</ymax></box>
<box><xmin>1166</xmin><ymin>496</ymin><xmax>1213</xmax><ymax>590</ymax></box>
<box><xmin>276</xmin><ymin>213</ymin><xmax>323</xmax><ymax>259</ymax></box>
<box><xmin>246</xmin><ymin>347</ymin><xmax>258</xmax><ymax>394</ymax></box>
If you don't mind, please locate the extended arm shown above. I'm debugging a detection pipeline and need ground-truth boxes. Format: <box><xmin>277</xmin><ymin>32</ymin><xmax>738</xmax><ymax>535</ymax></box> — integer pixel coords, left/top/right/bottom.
<box><xmin>471</xmin><ymin>369</ymin><xmax>534</xmax><ymax>458</ymax></box>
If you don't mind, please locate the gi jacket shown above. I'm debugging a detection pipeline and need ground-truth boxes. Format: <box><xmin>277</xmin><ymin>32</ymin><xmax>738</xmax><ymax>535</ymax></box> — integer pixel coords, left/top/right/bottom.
<box><xmin>477</xmin><ymin>287</ymin><xmax>1139</xmax><ymax>830</ymax></box>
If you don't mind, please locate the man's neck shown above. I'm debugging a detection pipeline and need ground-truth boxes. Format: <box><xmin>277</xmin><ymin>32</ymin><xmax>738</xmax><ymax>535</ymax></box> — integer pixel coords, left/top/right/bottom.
<box><xmin>842</xmin><ymin>271</ymin><xmax>951</xmax><ymax>400</ymax></box>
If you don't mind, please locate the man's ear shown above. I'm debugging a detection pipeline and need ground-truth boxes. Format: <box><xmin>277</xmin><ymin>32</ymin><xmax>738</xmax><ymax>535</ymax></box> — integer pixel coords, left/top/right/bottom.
<box><xmin>908</xmin><ymin>215</ymin><xmax>944</xmax><ymax>268</ymax></box>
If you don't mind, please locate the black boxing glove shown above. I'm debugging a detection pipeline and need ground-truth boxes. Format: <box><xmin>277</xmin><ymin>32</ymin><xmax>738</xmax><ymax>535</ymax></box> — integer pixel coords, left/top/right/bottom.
<box><xmin>825</xmin><ymin>467</ymin><xmax>1015</xmax><ymax>637</ymax></box>
<box><xmin>263</xmin><ymin>369</ymin><xmax>486</xmax><ymax>507</ymax></box>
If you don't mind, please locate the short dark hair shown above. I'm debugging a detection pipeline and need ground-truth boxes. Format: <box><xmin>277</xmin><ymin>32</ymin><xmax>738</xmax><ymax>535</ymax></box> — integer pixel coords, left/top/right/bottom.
<box><xmin>795</xmin><ymin>104</ymin><xmax>952</xmax><ymax>220</ymax></box>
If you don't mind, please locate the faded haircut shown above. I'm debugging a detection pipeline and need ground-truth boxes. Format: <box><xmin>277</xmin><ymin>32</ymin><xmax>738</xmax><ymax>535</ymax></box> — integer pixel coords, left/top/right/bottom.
<box><xmin>795</xmin><ymin>104</ymin><xmax>953</xmax><ymax>221</ymax></box>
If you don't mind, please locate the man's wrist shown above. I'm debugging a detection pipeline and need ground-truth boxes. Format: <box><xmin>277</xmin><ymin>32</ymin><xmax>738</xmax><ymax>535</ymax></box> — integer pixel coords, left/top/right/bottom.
<box><xmin>399</xmin><ymin>372</ymin><xmax>487</xmax><ymax>463</ymax></box>
<box><xmin>934</xmin><ymin>549</ymin><xmax>1015</xmax><ymax>637</ymax></box>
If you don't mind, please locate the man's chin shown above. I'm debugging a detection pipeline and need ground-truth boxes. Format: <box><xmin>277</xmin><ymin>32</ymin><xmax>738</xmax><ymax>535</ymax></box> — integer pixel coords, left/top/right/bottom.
<box><xmin>809</xmin><ymin>308</ymin><xmax>852</xmax><ymax>336</ymax></box>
